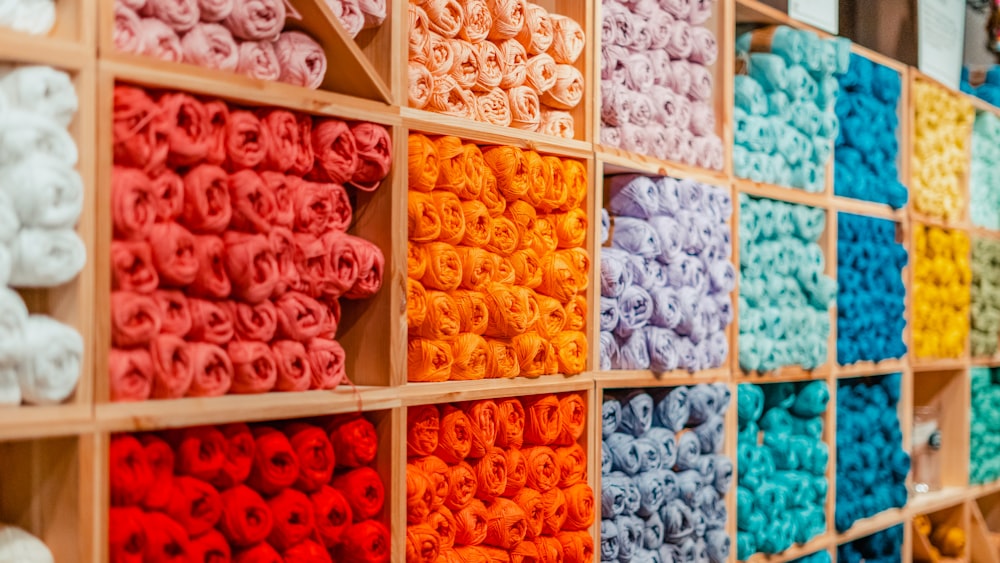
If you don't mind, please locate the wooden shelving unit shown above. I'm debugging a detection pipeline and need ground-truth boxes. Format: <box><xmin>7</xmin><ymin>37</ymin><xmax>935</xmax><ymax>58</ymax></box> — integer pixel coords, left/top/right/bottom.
<box><xmin>1</xmin><ymin>0</ymin><xmax>1000</xmax><ymax>562</ymax></box>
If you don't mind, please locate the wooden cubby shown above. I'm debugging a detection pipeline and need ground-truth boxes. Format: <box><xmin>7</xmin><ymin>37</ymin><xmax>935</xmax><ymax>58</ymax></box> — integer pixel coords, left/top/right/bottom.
<box><xmin>592</xmin><ymin>0</ymin><xmax>735</xmax><ymax>178</ymax></box>
<box><xmin>399</xmin><ymin>0</ymin><xmax>592</xmax><ymax>145</ymax></box>
<box><xmin>1</xmin><ymin>0</ymin><xmax>999</xmax><ymax>561</ymax></box>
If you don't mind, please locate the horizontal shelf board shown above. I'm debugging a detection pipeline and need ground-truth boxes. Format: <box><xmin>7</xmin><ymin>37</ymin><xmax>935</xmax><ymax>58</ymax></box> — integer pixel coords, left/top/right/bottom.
<box><xmin>596</xmin><ymin>146</ymin><xmax>730</xmax><ymax>185</ymax></box>
<box><xmin>95</xmin><ymin>387</ymin><xmax>400</xmax><ymax>432</ymax></box>
<box><xmin>909</xmin><ymin>211</ymin><xmax>970</xmax><ymax>232</ymax></box>
<box><xmin>741</xmin><ymin>533</ymin><xmax>834</xmax><ymax>563</ymax></box>
<box><xmin>972</xmin><ymin>356</ymin><xmax>1000</xmax><ymax>367</ymax></box>
<box><xmin>735</xmin><ymin>178</ymin><xmax>832</xmax><ymax>209</ymax></box>
<box><xmin>968</xmin><ymin>92</ymin><xmax>1000</xmax><ymax>117</ymax></box>
<box><xmin>0</xmin><ymin>405</ymin><xmax>94</xmax><ymax>441</ymax></box>
<box><xmin>966</xmin><ymin>479</ymin><xmax>1000</xmax><ymax>499</ymax></box>
<box><xmin>0</xmin><ymin>32</ymin><xmax>91</xmax><ymax>69</ymax></box>
<box><xmin>836</xmin><ymin>508</ymin><xmax>906</xmax><ymax>544</ymax></box>
<box><xmin>594</xmin><ymin>367</ymin><xmax>732</xmax><ymax>389</ymax></box>
<box><xmin>400</xmin><ymin>375</ymin><xmax>594</xmax><ymax>406</ymax></box>
<box><xmin>911</xmin><ymin>357</ymin><xmax>970</xmax><ymax>372</ymax></box>
<box><xmin>401</xmin><ymin>107</ymin><xmax>593</xmax><ymax>158</ymax></box>
<box><xmin>908</xmin><ymin>487</ymin><xmax>970</xmax><ymax>515</ymax></box>
<box><xmin>831</xmin><ymin>196</ymin><xmax>907</xmax><ymax>221</ymax></box>
<box><xmin>971</xmin><ymin>227</ymin><xmax>1000</xmax><ymax>240</ymax></box>
<box><xmin>836</xmin><ymin>360</ymin><xmax>908</xmax><ymax>379</ymax></box>
<box><xmin>101</xmin><ymin>55</ymin><xmax>400</xmax><ymax>124</ymax></box>
<box><xmin>738</xmin><ymin>364</ymin><xmax>833</xmax><ymax>382</ymax></box>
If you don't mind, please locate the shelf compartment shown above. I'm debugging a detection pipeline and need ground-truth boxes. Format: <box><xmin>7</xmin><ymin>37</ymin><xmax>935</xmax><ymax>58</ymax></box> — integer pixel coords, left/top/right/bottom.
<box><xmin>0</xmin><ymin>435</ymin><xmax>93</xmax><ymax>561</ymax></box>
<box><xmin>96</xmin><ymin>406</ymin><xmax>400</xmax><ymax>562</ymax></box>
<box><xmin>0</xmin><ymin>54</ymin><xmax>97</xmax><ymax>438</ymax></box>
<box><xmin>402</xmin><ymin>0</ymin><xmax>591</xmax><ymax>143</ymax></box>
<box><xmin>92</xmin><ymin>77</ymin><xmax>404</xmax><ymax>414</ymax></box>
<box><xmin>98</xmin><ymin>0</ymin><xmax>392</xmax><ymax>102</ymax></box>
<box><xmin>594</xmin><ymin>0</ymin><xmax>731</xmax><ymax>175</ymax></box>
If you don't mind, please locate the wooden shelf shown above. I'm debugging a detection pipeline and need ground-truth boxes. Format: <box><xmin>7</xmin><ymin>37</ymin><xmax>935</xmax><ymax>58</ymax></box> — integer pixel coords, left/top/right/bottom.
<box><xmin>836</xmin><ymin>359</ymin><xmax>908</xmax><ymax>379</ymax></box>
<box><xmin>735</xmin><ymin>177</ymin><xmax>832</xmax><ymax>209</ymax></box>
<box><xmin>401</xmin><ymin>107</ymin><xmax>593</xmax><ymax>158</ymax></box>
<box><xmin>837</xmin><ymin>508</ymin><xmax>907</xmax><ymax>544</ymax></box>
<box><xmin>596</xmin><ymin>145</ymin><xmax>731</xmax><ymax>185</ymax></box>
<box><xmin>742</xmin><ymin>533</ymin><xmax>835</xmax><ymax>563</ymax></box>
<box><xmin>832</xmin><ymin>196</ymin><xmax>908</xmax><ymax>222</ymax></box>
<box><xmin>0</xmin><ymin>405</ymin><xmax>94</xmax><ymax>441</ymax></box>
<box><xmin>594</xmin><ymin>367</ymin><xmax>732</xmax><ymax>389</ymax></box>
<box><xmin>400</xmin><ymin>375</ymin><xmax>595</xmax><ymax>406</ymax></box>
<box><xmin>94</xmin><ymin>386</ymin><xmax>400</xmax><ymax>432</ymax></box>
<box><xmin>738</xmin><ymin>364</ymin><xmax>833</xmax><ymax>382</ymax></box>
<box><xmin>99</xmin><ymin>55</ymin><xmax>398</xmax><ymax>124</ymax></box>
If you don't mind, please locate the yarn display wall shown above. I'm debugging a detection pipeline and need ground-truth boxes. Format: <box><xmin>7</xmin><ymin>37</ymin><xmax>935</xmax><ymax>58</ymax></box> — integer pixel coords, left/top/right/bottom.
<box><xmin>914</xmin><ymin>514</ymin><xmax>966</xmax><ymax>559</ymax></box>
<box><xmin>912</xmin><ymin>224</ymin><xmax>971</xmax><ymax>360</ymax></box>
<box><xmin>836</xmin><ymin>213</ymin><xmax>907</xmax><ymax>366</ymax></box>
<box><xmin>325</xmin><ymin>0</ymin><xmax>387</xmax><ymax>39</ymax></box>
<box><xmin>737</xmin><ymin>381</ymin><xmax>830</xmax><ymax>559</ymax></box>
<box><xmin>0</xmin><ymin>64</ymin><xmax>86</xmax><ymax>406</ymax></box>
<box><xmin>407</xmin><ymin>134</ymin><xmax>589</xmax><ymax>382</ymax></box>
<box><xmin>599</xmin><ymin>175</ymin><xmax>734</xmax><ymax>373</ymax></box>
<box><xmin>970</xmin><ymin>111</ymin><xmax>1000</xmax><ymax>230</ymax></box>
<box><xmin>113</xmin><ymin>0</ymin><xmax>330</xmax><ymax>89</ymax></box>
<box><xmin>833</xmin><ymin>54</ymin><xmax>907</xmax><ymax>209</ymax></box>
<box><xmin>733</xmin><ymin>26</ymin><xmax>850</xmax><ymax>192</ymax></box>
<box><xmin>600</xmin><ymin>385</ymin><xmax>733</xmax><ymax>563</ymax></box>
<box><xmin>837</xmin><ymin>525</ymin><xmax>903</xmax><ymax>563</ymax></box>
<box><xmin>971</xmin><ymin>367</ymin><xmax>1000</xmax><ymax>485</ymax></box>
<box><xmin>110</xmin><ymin>84</ymin><xmax>390</xmax><ymax>401</ymax></box>
<box><xmin>108</xmin><ymin>413</ymin><xmax>390</xmax><ymax>562</ymax></box>
<box><xmin>738</xmin><ymin>196</ymin><xmax>836</xmax><ymax>373</ymax></box>
<box><xmin>407</xmin><ymin>1</ymin><xmax>586</xmax><ymax>138</ymax></box>
<box><xmin>972</xmin><ymin>237</ymin><xmax>1000</xmax><ymax>357</ymax></box>
<box><xmin>599</xmin><ymin>0</ymin><xmax>724</xmax><ymax>171</ymax></box>
<box><xmin>405</xmin><ymin>392</ymin><xmax>593</xmax><ymax>562</ymax></box>
<box><xmin>911</xmin><ymin>79</ymin><xmax>974</xmax><ymax>222</ymax></box>
<box><xmin>835</xmin><ymin>374</ymin><xmax>909</xmax><ymax>533</ymax></box>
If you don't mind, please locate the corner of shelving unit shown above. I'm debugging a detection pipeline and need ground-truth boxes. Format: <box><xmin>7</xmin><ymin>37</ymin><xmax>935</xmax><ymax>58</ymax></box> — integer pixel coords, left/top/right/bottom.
<box><xmin>284</xmin><ymin>0</ymin><xmax>392</xmax><ymax>104</ymax></box>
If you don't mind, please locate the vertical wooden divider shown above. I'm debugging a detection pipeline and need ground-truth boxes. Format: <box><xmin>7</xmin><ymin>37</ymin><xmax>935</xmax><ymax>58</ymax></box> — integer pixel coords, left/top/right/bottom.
<box><xmin>588</xmin><ymin>161</ymin><xmax>605</xmax><ymax>373</ymax></box>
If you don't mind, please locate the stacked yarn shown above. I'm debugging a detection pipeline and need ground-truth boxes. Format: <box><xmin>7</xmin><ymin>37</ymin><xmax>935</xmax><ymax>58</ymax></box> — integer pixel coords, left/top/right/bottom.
<box><xmin>737</xmin><ymin>381</ymin><xmax>830</xmax><ymax>559</ymax></box>
<box><xmin>837</xmin><ymin>525</ymin><xmax>904</xmax><ymax>563</ymax></box>
<box><xmin>601</xmin><ymin>384</ymin><xmax>733</xmax><ymax>563</ymax></box>
<box><xmin>912</xmin><ymin>224</ymin><xmax>970</xmax><ymax>360</ymax></box>
<box><xmin>971</xmin><ymin>111</ymin><xmax>1000</xmax><ymax>230</ymax></box>
<box><xmin>108</xmin><ymin>414</ymin><xmax>390</xmax><ymax>562</ymax></box>
<box><xmin>733</xmin><ymin>26</ymin><xmax>850</xmax><ymax>192</ymax></box>
<box><xmin>599</xmin><ymin>175</ymin><xmax>734</xmax><ymax>373</ymax></box>
<box><xmin>113</xmin><ymin>0</ymin><xmax>329</xmax><ymax>89</ymax></box>
<box><xmin>0</xmin><ymin>0</ymin><xmax>55</xmax><ymax>35</ymax></box>
<box><xmin>970</xmin><ymin>368</ymin><xmax>1000</xmax><ymax>484</ymax></box>
<box><xmin>972</xmin><ymin>237</ymin><xmax>1000</xmax><ymax>357</ymax></box>
<box><xmin>110</xmin><ymin>85</ymin><xmax>390</xmax><ymax>401</ymax></box>
<box><xmin>836</xmin><ymin>213</ymin><xmax>907</xmax><ymax>365</ymax></box>
<box><xmin>325</xmin><ymin>0</ymin><xmax>387</xmax><ymax>38</ymax></box>
<box><xmin>407</xmin><ymin>1</ymin><xmax>585</xmax><ymax>138</ymax></box>
<box><xmin>834</xmin><ymin>53</ymin><xmax>907</xmax><ymax>209</ymax></box>
<box><xmin>914</xmin><ymin>514</ymin><xmax>966</xmax><ymax>559</ymax></box>
<box><xmin>738</xmin><ymin>196</ymin><xmax>836</xmax><ymax>372</ymax></box>
<box><xmin>911</xmin><ymin>79</ymin><xmax>974</xmax><ymax>222</ymax></box>
<box><xmin>961</xmin><ymin>66</ymin><xmax>1000</xmax><ymax>107</ymax></box>
<box><xmin>0</xmin><ymin>525</ymin><xmax>53</xmax><ymax>562</ymax></box>
<box><xmin>406</xmin><ymin>393</ymin><xmax>593</xmax><ymax>562</ymax></box>
<box><xmin>835</xmin><ymin>374</ymin><xmax>909</xmax><ymax>532</ymax></box>
<box><xmin>0</xmin><ymin>64</ymin><xmax>86</xmax><ymax>406</ymax></box>
<box><xmin>407</xmin><ymin>134</ymin><xmax>589</xmax><ymax>382</ymax></box>
<box><xmin>599</xmin><ymin>0</ymin><xmax>724</xmax><ymax>170</ymax></box>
